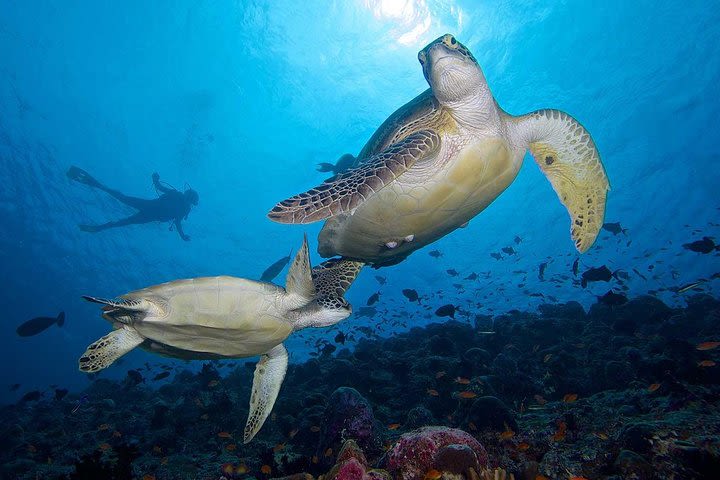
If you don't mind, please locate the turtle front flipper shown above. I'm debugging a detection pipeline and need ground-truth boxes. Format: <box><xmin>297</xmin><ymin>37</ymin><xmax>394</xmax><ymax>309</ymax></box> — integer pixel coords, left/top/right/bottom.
<box><xmin>79</xmin><ymin>326</ymin><xmax>144</xmax><ymax>373</ymax></box>
<box><xmin>244</xmin><ymin>343</ymin><xmax>288</xmax><ymax>443</ymax></box>
<box><xmin>312</xmin><ymin>257</ymin><xmax>364</xmax><ymax>299</ymax></box>
<box><xmin>268</xmin><ymin>130</ymin><xmax>441</xmax><ymax>224</ymax></box>
<box><xmin>509</xmin><ymin>109</ymin><xmax>609</xmax><ymax>253</ymax></box>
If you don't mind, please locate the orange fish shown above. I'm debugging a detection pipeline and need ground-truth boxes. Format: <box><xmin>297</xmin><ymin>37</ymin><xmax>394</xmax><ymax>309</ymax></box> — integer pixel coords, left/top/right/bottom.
<box><xmin>552</xmin><ymin>430</ymin><xmax>566</xmax><ymax>442</ymax></box>
<box><xmin>261</xmin><ymin>465</ymin><xmax>272</xmax><ymax>475</ymax></box>
<box><xmin>98</xmin><ymin>423</ymin><xmax>110</xmax><ymax>431</ymax></box>
<box><xmin>570</xmin><ymin>477</ymin><xmax>590</xmax><ymax>480</ymax></box>
<box><xmin>236</xmin><ymin>464</ymin><xmax>249</xmax><ymax>474</ymax></box>
<box><xmin>324</xmin><ymin>447</ymin><xmax>333</xmax><ymax>457</ymax></box>
<box><xmin>273</xmin><ymin>443</ymin><xmax>285</xmax><ymax>452</ymax></box>
<box><xmin>388</xmin><ymin>423</ymin><xmax>401</xmax><ymax>430</ymax></box>
<box><xmin>563</xmin><ymin>393</ymin><xmax>578</xmax><ymax>403</ymax></box>
<box><xmin>435</xmin><ymin>371</ymin><xmax>446</xmax><ymax>379</ymax></box>
<box><xmin>142</xmin><ymin>475</ymin><xmax>156</xmax><ymax>480</ymax></box>
<box><xmin>98</xmin><ymin>443</ymin><xmax>111</xmax><ymax>451</ymax></box>
<box><xmin>427</xmin><ymin>388</ymin><xmax>439</xmax><ymax>396</ymax></box>
<box><xmin>517</xmin><ymin>442</ymin><xmax>530</xmax><ymax>451</ymax></box>
<box><xmin>454</xmin><ymin>377</ymin><xmax>471</xmax><ymax>385</ymax></box>
<box><xmin>226</xmin><ymin>444</ymin><xmax>237</xmax><ymax>452</ymax></box>
<box><xmin>457</xmin><ymin>391</ymin><xmax>477</xmax><ymax>399</ymax></box>
<box><xmin>696</xmin><ymin>341</ymin><xmax>720</xmax><ymax>351</ymax></box>
<box><xmin>221</xmin><ymin>463</ymin><xmax>235</xmax><ymax>475</ymax></box>
<box><xmin>534</xmin><ymin>394</ymin><xmax>547</xmax><ymax>405</ymax></box>
<box><xmin>208</xmin><ymin>380</ymin><xmax>220</xmax><ymax>387</ymax></box>
<box><xmin>535</xmin><ymin>476</ymin><xmax>549</xmax><ymax>480</ymax></box>
<box><xmin>424</xmin><ymin>469</ymin><xmax>443</xmax><ymax>480</ymax></box>
<box><xmin>217</xmin><ymin>431</ymin><xmax>233</xmax><ymax>438</ymax></box>
<box><xmin>499</xmin><ymin>429</ymin><xmax>514</xmax><ymax>440</ymax></box>
<box><xmin>647</xmin><ymin>383</ymin><xmax>661</xmax><ymax>392</ymax></box>
<box><xmin>310</xmin><ymin>425</ymin><xmax>321</xmax><ymax>432</ymax></box>
<box><xmin>698</xmin><ymin>360</ymin><xmax>716</xmax><ymax>367</ymax></box>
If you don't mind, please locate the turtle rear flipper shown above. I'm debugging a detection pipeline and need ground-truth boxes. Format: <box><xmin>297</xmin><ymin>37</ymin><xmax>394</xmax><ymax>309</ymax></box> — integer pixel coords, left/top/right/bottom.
<box><xmin>268</xmin><ymin>130</ymin><xmax>440</xmax><ymax>224</ymax></box>
<box><xmin>244</xmin><ymin>343</ymin><xmax>288</xmax><ymax>443</ymax></box>
<box><xmin>79</xmin><ymin>327</ymin><xmax>144</xmax><ymax>373</ymax></box>
<box><xmin>509</xmin><ymin>109</ymin><xmax>609</xmax><ymax>253</ymax></box>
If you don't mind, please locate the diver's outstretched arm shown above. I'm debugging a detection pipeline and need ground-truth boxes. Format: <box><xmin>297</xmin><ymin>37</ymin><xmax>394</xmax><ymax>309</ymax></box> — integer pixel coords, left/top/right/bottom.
<box><xmin>174</xmin><ymin>218</ymin><xmax>190</xmax><ymax>241</ymax></box>
<box><xmin>152</xmin><ymin>172</ymin><xmax>174</xmax><ymax>194</ymax></box>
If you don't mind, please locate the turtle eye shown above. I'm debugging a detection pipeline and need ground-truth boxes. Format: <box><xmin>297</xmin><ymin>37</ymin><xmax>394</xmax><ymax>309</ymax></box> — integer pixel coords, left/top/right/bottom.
<box><xmin>443</xmin><ymin>34</ymin><xmax>458</xmax><ymax>49</ymax></box>
<box><xmin>418</xmin><ymin>51</ymin><xmax>426</xmax><ymax>64</ymax></box>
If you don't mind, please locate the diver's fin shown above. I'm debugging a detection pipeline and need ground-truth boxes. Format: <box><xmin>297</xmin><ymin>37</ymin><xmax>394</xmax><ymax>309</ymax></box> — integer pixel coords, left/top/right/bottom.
<box><xmin>268</xmin><ymin>130</ymin><xmax>440</xmax><ymax>224</ymax></box>
<box><xmin>78</xmin><ymin>327</ymin><xmax>144</xmax><ymax>373</ymax></box>
<box><xmin>285</xmin><ymin>234</ymin><xmax>315</xmax><ymax>300</ymax></box>
<box><xmin>66</xmin><ymin>166</ymin><xmax>102</xmax><ymax>188</ymax></box>
<box><xmin>509</xmin><ymin>109</ymin><xmax>609</xmax><ymax>253</ymax></box>
<box><xmin>244</xmin><ymin>343</ymin><xmax>288</xmax><ymax>443</ymax></box>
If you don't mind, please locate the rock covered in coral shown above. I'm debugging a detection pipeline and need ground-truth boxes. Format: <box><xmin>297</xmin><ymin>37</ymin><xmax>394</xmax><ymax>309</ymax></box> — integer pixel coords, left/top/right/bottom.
<box><xmin>319</xmin><ymin>387</ymin><xmax>380</xmax><ymax>459</ymax></box>
<box><xmin>462</xmin><ymin>396</ymin><xmax>517</xmax><ymax>433</ymax></box>
<box><xmin>384</xmin><ymin>426</ymin><xmax>487</xmax><ymax>480</ymax></box>
<box><xmin>325</xmin><ymin>440</ymin><xmax>390</xmax><ymax>480</ymax></box>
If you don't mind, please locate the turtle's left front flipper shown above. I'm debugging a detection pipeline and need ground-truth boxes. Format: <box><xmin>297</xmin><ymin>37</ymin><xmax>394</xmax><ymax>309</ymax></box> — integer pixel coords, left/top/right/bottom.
<box><xmin>509</xmin><ymin>109</ymin><xmax>609</xmax><ymax>253</ymax></box>
<box><xmin>244</xmin><ymin>343</ymin><xmax>288</xmax><ymax>443</ymax></box>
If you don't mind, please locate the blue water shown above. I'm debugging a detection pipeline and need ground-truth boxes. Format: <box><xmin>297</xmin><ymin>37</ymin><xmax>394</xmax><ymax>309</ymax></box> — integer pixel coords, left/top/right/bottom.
<box><xmin>0</xmin><ymin>0</ymin><xmax>718</xmax><ymax>405</ymax></box>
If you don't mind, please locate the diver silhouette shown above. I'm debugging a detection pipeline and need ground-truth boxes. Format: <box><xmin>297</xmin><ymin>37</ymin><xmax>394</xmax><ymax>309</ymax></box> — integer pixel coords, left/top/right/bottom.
<box><xmin>67</xmin><ymin>166</ymin><xmax>199</xmax><ymax>241</ymax></box>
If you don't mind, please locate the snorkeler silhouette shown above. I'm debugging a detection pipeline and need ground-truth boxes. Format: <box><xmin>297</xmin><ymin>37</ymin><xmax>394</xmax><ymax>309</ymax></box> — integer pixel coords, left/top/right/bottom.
<box><xmin>67</xmin><ymin>166</ymin><xmax>199</xmax><ymax>241</ymax></box>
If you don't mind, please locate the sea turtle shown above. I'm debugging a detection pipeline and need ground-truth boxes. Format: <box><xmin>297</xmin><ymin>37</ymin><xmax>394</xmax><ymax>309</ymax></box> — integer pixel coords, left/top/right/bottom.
<box><xmin>268</xmin><ymin>34</ymin><xmax>609</xmax><ymax>267</ymax></box>
<box><xmin>78</xmin><ymin>236</ymin><xmax>362</xmax><ymax>443</ymax></box>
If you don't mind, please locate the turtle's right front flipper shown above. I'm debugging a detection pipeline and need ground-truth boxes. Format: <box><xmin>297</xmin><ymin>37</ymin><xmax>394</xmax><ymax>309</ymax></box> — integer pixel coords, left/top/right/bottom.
<box><xmin>268</xmin><ymin>130</ymin><xmax>441</xmax><ymax>224</ymax></box>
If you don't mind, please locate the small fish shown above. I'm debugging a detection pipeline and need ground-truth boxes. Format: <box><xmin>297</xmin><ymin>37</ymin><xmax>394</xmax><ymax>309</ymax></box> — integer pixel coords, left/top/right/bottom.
<box><xmin>9</xmin><ymin>383</ymin><xmax>20</xmax><ymax>391</ymax></box>
<box><xmin>563</xmin><ymin>393</ymin><xmax>578</xmax><ymax>403</ymax></box>
<box><xmin>375</xmin><ymin>275</ymin><xmax>387</xmax><ymax>285</ymax></box>
<box><xmin>424</xmin><ymin>469</ymin><xmax>443</xmax><ymax>480</ymax></box>
<box><xmin>446</xmin><ymin>269</ymin><xmax>459</xmax><ymax>277</ymax></box>
<box><xmin>517</xmin><ymin>442</ymin><xmax>530</xmax><ymax>451</ymax></box>
<box><xmin>217</xmin><ymin>431</ymin><xmax>233</xmax><ymax>438</ymax></box>
<box><xmin>593</xmin><ymin>432</ymin><xmax>609</xmax><ymax>440</ymax></box>
<box><xmin>273</xmin><ymin>443</ymin><xmax>285</xmax><ymax>452</ymax></box>
<box><xmin>356</xmin><ymin>306</ymin><xmax>377</xmax><ymax>318</ymax></box>
<box><xmin>261</xmin><ymin>464</ymin><xmax>272</xmax><ymax>475</ymax></box>
<box><xmin>142</xmin><ymin>475</ymin><xmax>156</xmax><ymax>480</ymax></box>
<box><xmin>696</xmin><ymin>341</ymin><xmax>720</xmax><ymax>351</ymax></box>
<box><xmin>454</xmin><ymin>377</ymin><xmax>471</xmax><ymax>385</ymax></box>
<box><xmin>402</xmin><ymin>289</ymin><xmax>420</xmax><ymax>302</ymax></box>
<box><xmin>20</xmin><ymin>390</ymin><xmax>42</xmax><ymax>402</ymax></box>
<box><xmin>464</xmin><ymin>272</ymin><xmax>478</xmax><ymax>280</ymax></box>
<box><xmin>235</xmin><ymin>463</ymin><xmax>249</xmax><ymax>474</ymax></box>
<box><xmin>514</xmin><ymin>235</ymin><xmax>522</xmax><ymax>244</ymax></box>
<box><xmin>501</xmin><ymin>246</ymin><xmax>516</xmax><ymax>255</ymax></box>
<box><xmin>538</xmin><ymin>262</ymin><xmax>547</xmax><ymax>280</ymax></box>
<box><xmin>260</xmin><ymin>250</ymin><xmax>292</xmax><ymax>282</ymax></box>
<box><xmin>598</xmin><ymin>290</ymin><xmax>628</xmax><ymax>306</ymax></box>
<box><xmin>71</xmin><ymin>394</ymin><xmax>89</xmax><ymax>414</ymax></box>
<box><xmin>456</xmin><ymin>391</ymin><xmax>477</xmax><ymax>399</ymax></box>
<box><xmin>698</xmin><ymin>360</ymin><xmax>716</xmax><ymax>367</ymax></box>
<box><xmin>316</xmin><ymin>153</ymin><xmax>355</xmax><ymax>176</ymax></box>
<box><xmin>98</xmin><ymin>443</ymin><xmax>111</xmax><ymax>451</ymax></box>
<box><xmin>324</xmin><ymin>447</ymin><xmax>333</xmax><ymax>457</ymax></box>
<box><xmin>366</xmin><ymin>292</ymin><xmax>380</xmax><ymax>306</ymax></box>
<box><xmin>581</xmin><ymin>265</ymin><xmax>613</xmax><ymax>288</ymax></box>
<box><xmin>602</xmin><ymin>222</ymin><xmax>626</xmax><ymax>235</ymax></box>
<box><xmin>499</xmin><ymin>427</ymin><xmax>514</xmax><ymax>440</ymax></box>
<box><xmin>207</xmin><ymin>380</ymin><xmax>220</xmax><ymax>387</ymax></box>
<box><xmin>572</xmin><ymin>258</ymin><xmax>579</xmax><ymax>276</ymax></box>
<box><xmin>543</xmin><ymin>353</ymin><xmax>553</xmax><ymax>363</ymax></box>
<box><xmin>683</xmin><ymin>236</ymin><xmax>719</xmax><ymax>254</ymax></box>
<box><xmin>310</xmin><ymin>425</ymin><xmax>321</xmax><ymax>432</ymax></box>
<box><xmin>428</xmin><ymin>249</ymin><xmax>443</xmax><ymax>258</ymax></box>
<box><xmin>435</xmin><ymin>371</ymin><xmax>446</xmax><ymax>379</ymax></box>
<box><xmin>490</xmin><ymin>252</ymin><xmax>503</xmax><ymax>260</ymax></box>
<box><xmin>435</xmin><ymin>304</ymin><xmax>457</xmax><ymax>319</ymax></box>
<box><xmin>152</xmin><ymin>372</ymin><xmax>170</xmax><ymax>381</ymax></box>
<box><xmin>647</xmin><ymin>383</ymin><xmax>661</xmax><ymax>392</ymax></box>
<box><xmin>54</xmin><ymin>388</ymin><xmax>68</xmax><ymax>401</ymax></box>
<box><xmin>387</xmin><ymin>423</ymin><xmax>401</xmax><ymax>430</ymax></box>
<box><xmin>334</xmin><ymin>332</ymin><xmax>346</xmax><ymax>344</ymax></box>
<box><xmin>426</xmin><ymin>389</ymin><xmax>439</xmax><ymax>396</ymax></box>
<box><xmin>16</xmin><ymin>312</ymin><xmax>65</xmax><ymax>337</ymax></box>
<box><xmin>126</xmin><ymin>369</ymin><xmax>144</xmax><ymax>385</ymax></box>
<box><xmin>98</xmin><ymin>423</ymin><xmax>110</xmax><ymax>431</ymax></box>
<box><xmin>678</xmin><ymin>281</ymin><xmax>705</xmax><ymax>294</ymax></box>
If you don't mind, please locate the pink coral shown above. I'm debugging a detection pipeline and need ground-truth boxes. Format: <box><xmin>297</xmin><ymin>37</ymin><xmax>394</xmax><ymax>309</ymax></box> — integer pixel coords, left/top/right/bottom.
<box><xmin>385</xmin><ymin>426</ymin><xmax>488</xmax><ymax>480</ymax></box>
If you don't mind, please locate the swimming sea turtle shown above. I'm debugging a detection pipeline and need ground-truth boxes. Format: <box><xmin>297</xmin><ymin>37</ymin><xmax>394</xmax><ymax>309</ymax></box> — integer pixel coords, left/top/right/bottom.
<box><xmin>78</xmin><ymin>236</ymin><xmax>362</xmax><ymax>443</ymax></box>
<box><xmin>269</xmin><ymin>34</ymin><xmax>609</xmax><ymax>267</ymax></box>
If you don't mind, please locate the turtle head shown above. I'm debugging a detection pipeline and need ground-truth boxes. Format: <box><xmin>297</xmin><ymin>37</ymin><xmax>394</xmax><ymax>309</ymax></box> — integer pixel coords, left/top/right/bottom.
<box><xmin>292</xmin><ymin>296</ymin><xmax>352</xmax><ymax>330</ymax></box>
<box><xmin>418</xmin><ymin>34</ymin><xmax>486</xmax><ymax>105</ymax></box>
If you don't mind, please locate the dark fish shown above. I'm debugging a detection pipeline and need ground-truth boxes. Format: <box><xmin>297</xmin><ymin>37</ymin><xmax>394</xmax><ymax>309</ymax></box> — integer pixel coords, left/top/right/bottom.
<box><xmin>446</xmin><ymin>269</ymin><xmax>459</xmax><ymax>277</ymax></box>
<box><xmin>683</xmin><ymin>237</ymin><xmax>718</xmax><ymax>254</ymax></box>
<box><xmin>356</xmin><ymin>307</ymin><xmax>377</xmax><ymax>318</ymax></box>
<box><xmin>9</xmin><ymin>383</ymin><xmax>20</xmax><ymax>391</ymax></box>
<box><xmin>598</xmin><ymin>290</ymin><xmax>628</xmax><ymax>306</ymax></box>
<box><xmin>126</xmin><ymin>369</ymin><xmax>144</xmax><ymax>385</ymax></box>
<box><xmin>435</xmin><ymin>304</ymin><xmax>457</xmax><ymax>318</ymax></box>
<box><xmin>514</xmin><ymin>236</ymin><xmax>522</xmax><ymax>244</ymax></box>
<box><xmin>632</xmin><ymin>268</ymin><xmax>648</xmax><ymax>281</ymax></box>
<box><xmin>602</xmin><ymin>222</ymin><xmax>626</xmax><ymax>235</ymax></box>
<box><xmin>491</xmin><ymin>252</ymin><xmax>503</xmax><ymax>260</ymax></box>
<box><xmin>464</xmin><ymin>272</ymin><xmax>478</xmax><ymax>280</ymax></box>
<box><xmin>152</xmin><ymin>372</ymin><xmax>170</xmax><ymax>381</ymax></box>
<box><xmin>581</xmin><ymin>266</ymin><xmax>613</xmax><ymax>288</ymax></box>
<box><xmin>317</xmin><ymin>153</ymin><xmax>356</xmax><ymax>176</ymax></box>
<box><xmin>16</xmin><ymin>312</ymin><xmax>65</xmax><ymax>337</ymax></box>
<box><xmin>501</xmin><ymin>246</ymin><xmax>516</xmax><ymax>255</ymax></box>
<box><xmin>20</xmin><ymin>390</ymin><xmax>42</xmax><ymax>402</ymax></box>
<box><xmin>334</xmin><ymin>332</ymin><xmax>346</xmax><ymax>345</ymax></box>
<box><xmin>572</xmin><ymin>258</ymin><xmax>579</xmax><ymax>276</ymax></box>
<box><xmin>402</xmin><ymin>289</ymin><xmax>420</xmax><ymax>302</ymax></box>
<box><xmin>375</xmin><ymin>275</ymin><xmax>387</xmax><ymax>285</ymax></box>
<box><xmin>366</xmin><ymin>292</ymin><xmax>380</xmax><ymax>306</ymax></box>
<box><xmin>260</xmin><ymin>250</ymin><xmax>292</xmax><ymax>282</ymax></box>
<box><xmin>320</xmin><ymin>343</ymin><xmax>337</xmax><ymax>357</ymax></box>
<box><xmin>428</xmin><ymin>249</ymin><xmax>443</xmax><ymax>258</ymax></box>
<box><xmin>538</xmin><ymin>262</ymin><xmax>547</xmax><ymax>281</ymax></box>
<box><xmin>54</xmin><ymin>388</ymin><xmax>68</xmax><ymax>401</ymax></box>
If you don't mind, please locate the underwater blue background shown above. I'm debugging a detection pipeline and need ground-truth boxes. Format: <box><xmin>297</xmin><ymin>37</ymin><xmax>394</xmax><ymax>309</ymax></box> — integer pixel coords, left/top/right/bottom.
<box><xmin>0</xmin><ymin>0</ymin><xmax>718</xmax><ymax>404</ymax></box>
